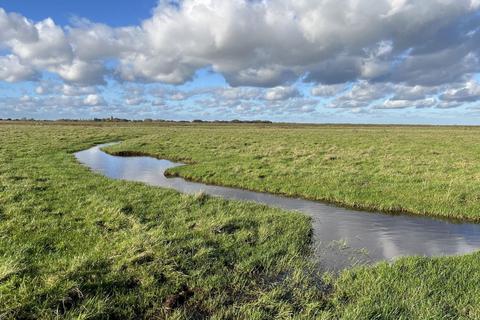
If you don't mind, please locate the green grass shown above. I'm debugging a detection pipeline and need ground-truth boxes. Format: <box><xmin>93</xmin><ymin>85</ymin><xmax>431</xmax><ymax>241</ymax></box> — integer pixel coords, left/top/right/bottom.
<box><xmin>0</xmin><ymin>123</ymin><xmax>324</xmax><ymax>319</ymax></box>
<box><xmin>105</xmin><ymin>124</ymin><xmax>480</xmax><ymax>221</ymax></box>
<box><xmin>1</xmin><ymin>122</ymin><xmax>480</xmax><ymax>319</ymax></box>
<box><xmin>324</xmin><ymin>252</ymin><xmax>480</xmax><ymax>319</ymax></box>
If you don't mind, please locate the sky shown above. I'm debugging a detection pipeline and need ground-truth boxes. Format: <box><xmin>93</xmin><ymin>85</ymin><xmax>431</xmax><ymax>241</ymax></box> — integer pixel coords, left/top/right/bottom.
<box><xmin>1</xmin><ymin>0</ymin><xmax>480</xmax><ymax>124</ymax></box>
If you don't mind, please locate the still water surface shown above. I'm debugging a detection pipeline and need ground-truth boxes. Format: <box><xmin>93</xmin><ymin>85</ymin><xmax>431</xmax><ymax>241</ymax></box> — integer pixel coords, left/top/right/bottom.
<box><xmin>75</xmin><ymin>144</ymin><xmax>480</xmax><ymax>271</ymax></box>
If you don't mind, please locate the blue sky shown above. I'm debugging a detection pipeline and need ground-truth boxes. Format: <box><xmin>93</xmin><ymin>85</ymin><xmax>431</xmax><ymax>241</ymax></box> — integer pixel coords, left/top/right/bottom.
<box><xmin>1</xmin><ymin>1</ymin><xmax>480</xmax><ymax>124</ymax></box>
<box><xmin>0</xmin><ymin>1</ymin><xmax>159</xmax><ymax>27</ymax></box>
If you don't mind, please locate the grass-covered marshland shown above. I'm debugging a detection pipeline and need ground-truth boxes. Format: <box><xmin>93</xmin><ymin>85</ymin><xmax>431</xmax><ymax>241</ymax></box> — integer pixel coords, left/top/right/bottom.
<box><xmin>106</xmin><ymin>124</ymin><xmax>480</xmax><ymax>221</ymax></box>
<box><xmin>1</xmin><ymin>122</ymin><xmax>480</xmax><ymax>319</ymax></box>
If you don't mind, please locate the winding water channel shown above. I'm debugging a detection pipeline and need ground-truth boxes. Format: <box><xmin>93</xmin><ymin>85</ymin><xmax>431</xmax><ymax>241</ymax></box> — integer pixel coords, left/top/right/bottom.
<box><xmin>75</xmin><ymin>143</ymin><xmax>480</xmax><ymax>271</ymax></box>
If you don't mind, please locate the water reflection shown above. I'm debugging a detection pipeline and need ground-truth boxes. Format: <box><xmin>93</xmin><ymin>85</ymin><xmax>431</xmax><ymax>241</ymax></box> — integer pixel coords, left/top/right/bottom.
<box><xmin>75</xmin><ymin>144</ymin><xmax>480</xmax><ymax>271</ymax></box>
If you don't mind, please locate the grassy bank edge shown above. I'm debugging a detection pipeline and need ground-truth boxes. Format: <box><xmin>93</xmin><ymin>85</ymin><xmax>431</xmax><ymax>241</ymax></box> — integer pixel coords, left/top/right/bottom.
<box><xmin>103</xmin><ymin>142</ymin><xmax>480</xmax><ymax>224</ymax></box>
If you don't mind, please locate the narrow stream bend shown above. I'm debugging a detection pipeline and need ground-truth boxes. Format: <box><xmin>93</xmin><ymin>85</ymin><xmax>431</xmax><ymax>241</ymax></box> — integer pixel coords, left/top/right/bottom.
<box><xmin>75</xmin><ymin>143</ymin><xmax>480</xmax><ymax>271</ymax></box>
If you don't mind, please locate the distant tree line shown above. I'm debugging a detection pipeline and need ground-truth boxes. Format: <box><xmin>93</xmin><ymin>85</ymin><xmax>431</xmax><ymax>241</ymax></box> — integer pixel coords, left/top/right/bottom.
<box><xmin>0</xmin><ymin>117</ymin><xmax>273</xmax><ymax>124</ymax></box>
<box><xmin>192</xmin><ymin>119</ymin><xmax>272</xmax><ymax>124</ymax></box>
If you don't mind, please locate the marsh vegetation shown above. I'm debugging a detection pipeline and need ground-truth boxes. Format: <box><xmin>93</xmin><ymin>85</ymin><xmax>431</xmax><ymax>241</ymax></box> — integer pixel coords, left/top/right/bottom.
<box><xmin>1</xmin><ymin>122</ymin><xmax>480</xmax><ymax>319</ymax></box>
<box><xmin>106</xmin><ymin>124</ymin><xmax>480</xmax><ymax>221</ymax></box>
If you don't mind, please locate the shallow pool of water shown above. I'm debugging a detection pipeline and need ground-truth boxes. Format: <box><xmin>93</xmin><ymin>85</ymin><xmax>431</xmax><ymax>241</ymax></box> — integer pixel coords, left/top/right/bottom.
<box><xmin>75</xmin><ymin>143</ymin><xmax>480</xmax><ymax>271</ymax></box>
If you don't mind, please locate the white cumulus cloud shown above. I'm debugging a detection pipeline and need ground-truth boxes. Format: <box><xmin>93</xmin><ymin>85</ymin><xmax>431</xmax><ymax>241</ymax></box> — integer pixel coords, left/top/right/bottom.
<box><xmin>83</xmin><ymin>94</ymin><xmax>105</xmax><ymax>106</ymax></box>
<box><xmin>1</xmin><ymin>0</ymin><xmax>479</xmax><ymax>87</ymax></box>
<box><xmin>264</xmin><ymin>86</ymin><xmax>300</xmax><ymax>101</ymax></box>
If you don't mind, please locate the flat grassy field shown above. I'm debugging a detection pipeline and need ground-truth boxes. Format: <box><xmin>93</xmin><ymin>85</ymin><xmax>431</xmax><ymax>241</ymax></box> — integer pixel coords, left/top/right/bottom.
<box><xmin>106</xmin><ymin>124</ymin><xmax>480</xmax><ymax>221</ymax></box>
<box><xmin>1</xmin><ymin>122</ymin><xmax>480</xmax><ymax>319</ymax></box>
